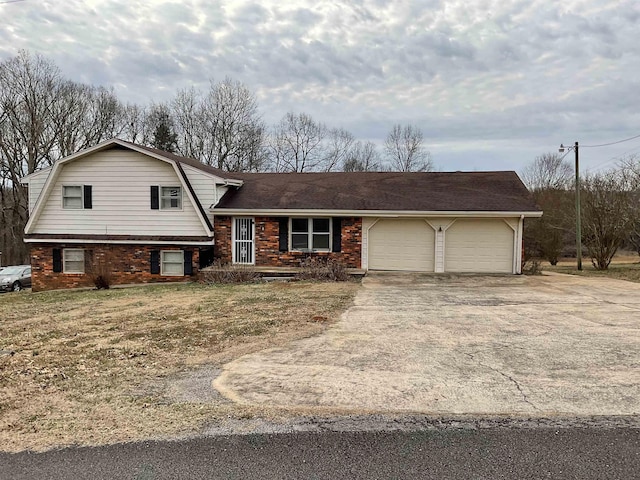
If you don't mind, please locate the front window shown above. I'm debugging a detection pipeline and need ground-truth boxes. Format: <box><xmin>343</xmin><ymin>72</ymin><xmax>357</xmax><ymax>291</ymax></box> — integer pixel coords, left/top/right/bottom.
<box><xmin>63</xmin><ymin>249</ymin><xmax>85</xmax><ymax>273</ymax></box>
<box><xmin>161</xmin><ymin>186</ymin><xmax>182</xmax><ymax>209</ymax></box>
<box><xmin>62</xmin><ymin>186</ymin><xmax>82</xmax><ymax>209</ymax></box>
<box><xmin>161</xmin><ymin>250</ymin><xmax>184</xmax><ymax>276</ymax></box>
<box><xmin>291</xmin><ymin>218</ymin><xmax>331</xmax><ymax>251</ymax></box>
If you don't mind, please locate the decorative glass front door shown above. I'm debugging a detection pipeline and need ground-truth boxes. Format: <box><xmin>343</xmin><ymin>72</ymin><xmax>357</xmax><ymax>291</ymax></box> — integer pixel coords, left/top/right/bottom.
<box><xmin>233</xmin><ymin>217</ymin><xmax>254</xmax><ymax>264</ymax></box>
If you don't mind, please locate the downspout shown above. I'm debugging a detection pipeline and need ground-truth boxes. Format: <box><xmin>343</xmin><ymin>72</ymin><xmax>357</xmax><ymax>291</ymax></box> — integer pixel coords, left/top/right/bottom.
<box><xmin>516</xmin><ymin>214</ymin><xmax>524</xmax><ymax>274</ymax></box>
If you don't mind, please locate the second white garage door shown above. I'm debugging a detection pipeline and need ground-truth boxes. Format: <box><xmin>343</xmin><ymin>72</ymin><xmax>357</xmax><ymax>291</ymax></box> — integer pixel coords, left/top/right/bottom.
<box><xmin>445</xmin><ymin>219</ymin><xmax>514</xmax><ymax>273</ymax></box>
<box><xmin>368</xmin><ymin>219</ymin><xmax>435</xmax><ymax>271</ymax></box>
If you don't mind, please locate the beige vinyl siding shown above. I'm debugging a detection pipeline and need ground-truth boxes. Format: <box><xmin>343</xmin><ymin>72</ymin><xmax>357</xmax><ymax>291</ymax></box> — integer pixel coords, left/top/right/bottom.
<box><xmin>445</xmin><ymin>219</ymin><xmax>514</xmax><ymax>273</ymax></box>
<box><xmin>182</xmin><ymin>165</ymin><xmax>228</xmax><ymax>207</ymax></box>
<box><xmin>33</xmin><ymin>150</ymin><xmax>207</xmax><ymax>236</ymax></box>
<box><xmin>368</xmin><ymin>219</ymin><xmax>435</xmax><ymax>271</ymax></box>
<box><xmin>26</xmin><ymin>170</ymin><xmax>50</xmax><ymax>214</ymax></box>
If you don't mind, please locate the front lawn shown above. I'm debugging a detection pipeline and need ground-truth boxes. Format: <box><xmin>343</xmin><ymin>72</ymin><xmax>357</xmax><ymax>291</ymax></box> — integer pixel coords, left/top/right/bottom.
<box><xmin>542</xmin><ymin>254</ymin><xmax>640</xmax><ymax>283</ymax></box>
<box><xmin>0</xmin><ymin>281</ymin><xmax>358</xmax><ymax>452</ymax></box>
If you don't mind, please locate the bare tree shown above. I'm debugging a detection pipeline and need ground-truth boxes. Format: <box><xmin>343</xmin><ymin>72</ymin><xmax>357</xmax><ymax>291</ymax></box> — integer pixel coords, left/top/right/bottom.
<box><xmin>324</xmin><ymin>128</ymin><xmax>355</xmax><ymax>172</ymax></box>
<box><xmin>171</xmin><ymin>78</ymin><xmax>267</xmax><ymax>171</ymax></box>
<box><xmin>343</xmin><ymin>140</ymin><xmax>381</xmax><ymax>172</ymax></box>
<box><xmin>521</xmin><ymin>153</ymin><xmax>573</xmax><ymax>192</ymax></box>
<box><xmin>581</xmin><ymin>169</ymin><xmax>636</xmax><ymax>270</ymax></box>
<box><xmin>0</xmin><ymin>51</ymin><xmax>129</xmax><ymax>264</ymax></box>
<box><xmin>619</xmin><ymin>155</ymin><xmax>640</xmax><ymax>256</ymax></box>
<box><xmin>384</xmin><ymin>124</ymin><xmax>432</xmax><ymax>172</ymax></box>
<box><xmin>0</xmin><ymin>51</ymin><xmax>65</xmax><ymax>264</ymax></box>
<box><xmin>520</xmin><ymin>153</ymin><xmax>576</xmax><ymax>264</ymax></box>
<box><xmin>523</xmin><ymin>188</ymin><xmax>574</xmax><ymax>265</ymax></box>
<box><xmin>270</xmin><ymin>112</ymin><xmax>328</xmax><ymax>172</ymax></box>
<box><xmin>52</xmin><ymin>82</ymin><xmax>125</xmax><ymax>158</ymax></box>
<box><xmin>120</xmin><ymin>103</ymin><xmax>150</xmax><ymax>145</ymax></box>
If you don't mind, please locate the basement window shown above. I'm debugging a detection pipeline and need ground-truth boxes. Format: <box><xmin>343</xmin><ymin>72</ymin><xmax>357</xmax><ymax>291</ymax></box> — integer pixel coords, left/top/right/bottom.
<box><xmin>63</xmin><ymin>249</ymin><xmax>85</xmax><ymax>274</ymax></box>
<box><xmin>161</xmin><ymin>250</ymin><xmax>184</xmax><ymax>276</ymax></box>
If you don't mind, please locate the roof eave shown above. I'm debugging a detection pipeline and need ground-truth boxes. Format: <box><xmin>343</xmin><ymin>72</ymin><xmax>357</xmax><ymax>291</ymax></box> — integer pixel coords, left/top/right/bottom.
<box><xmin>211</xmin><ymin>208</ymin><xmax>544</xmax><ymax>218</ymax></box>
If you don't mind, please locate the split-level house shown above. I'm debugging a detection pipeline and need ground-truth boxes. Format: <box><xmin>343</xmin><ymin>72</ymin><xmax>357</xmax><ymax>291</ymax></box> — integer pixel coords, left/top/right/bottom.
<box><xmin>21</xmin><ymin>139</ymin><xmax>541</xmax><ymax>291</ymax></box>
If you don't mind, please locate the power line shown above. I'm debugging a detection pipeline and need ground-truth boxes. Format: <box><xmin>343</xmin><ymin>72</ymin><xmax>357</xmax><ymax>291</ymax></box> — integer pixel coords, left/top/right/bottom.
<box><xmin>0</xmin><ymin>0</ymin><xmax>27</xmax><ymax>4</ymax></box>
<box><xmin>581</xmin><ymin>133</ymin><xmax>640</xmax><ymax>148</ymax></box>
<box><xmin>589</xmin><ymin>143</ymin><xmax>640</xmax><ymax>174</ymax></box>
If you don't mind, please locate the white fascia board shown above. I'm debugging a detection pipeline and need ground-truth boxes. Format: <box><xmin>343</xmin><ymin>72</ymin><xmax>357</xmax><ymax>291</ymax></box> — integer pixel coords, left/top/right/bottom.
<box><xmin>222</xmin><ymin>179</ymin><xmax>244</xmax><ymax>187</ymax></box>
<box><xmin>211</xmin><ymin>208</ymin><xmax>544</xmax><ymax>218</ymax></box>
<box><xmin>24</xmin><ymin>238</ymin><xmax>215</xmax><ymax>246</ymax></box>
<box><xmin>24</xmin><ymin>162</ymin><xmax>65</xmax><ymax>234</ymax></box>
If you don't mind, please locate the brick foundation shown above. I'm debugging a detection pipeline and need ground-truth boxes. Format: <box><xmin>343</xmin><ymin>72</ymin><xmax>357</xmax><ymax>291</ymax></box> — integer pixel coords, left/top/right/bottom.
<box><xmin>214</xmin><ymin>216</ymin><xmax>362</xmax><ymax>268</ymax></box>
<box><xmin>30</xmin><ymin>244</ymin><xmax>201</xmax><ymax>292</ymax></box>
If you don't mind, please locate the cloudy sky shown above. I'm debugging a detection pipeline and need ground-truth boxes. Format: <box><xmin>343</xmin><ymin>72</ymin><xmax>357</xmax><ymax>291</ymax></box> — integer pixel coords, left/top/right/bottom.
<box><xmin>2</xmin><ymin>0</ymin><xmax>639</xmax><ymax>173</ymax></box>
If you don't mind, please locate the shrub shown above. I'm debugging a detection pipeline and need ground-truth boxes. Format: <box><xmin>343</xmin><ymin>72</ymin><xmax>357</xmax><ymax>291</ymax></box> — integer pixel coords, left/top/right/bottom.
<box><xmin>296</xmin><ymin>257</ymin><xmax>349</xmax><ymax>282</ymax></box>
<box><xmin>202</xmin><ymin>260</ymin><xmax>260</xmax><ymax>284</ymax></box>
<box><xmin>88</xmin><ymin>250</ymin><xmax>114</xmax><ymax>289</ymax></box>
<box><xmin>521</xmin><ymin>258</ymin><xmax>542</xmax><ymax>275</ymax></box>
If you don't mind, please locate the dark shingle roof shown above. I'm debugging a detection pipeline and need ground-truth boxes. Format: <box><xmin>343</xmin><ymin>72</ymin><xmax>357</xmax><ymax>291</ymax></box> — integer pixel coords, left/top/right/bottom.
<box><xmin>215</xmin><ymin>171</ymin><xmax>539</xmax><ymax>212</ymax></box>
<box><xmin>110</xmin><ymin>140</ymin><xmax>537</xmax><ymax>213</ymax></box>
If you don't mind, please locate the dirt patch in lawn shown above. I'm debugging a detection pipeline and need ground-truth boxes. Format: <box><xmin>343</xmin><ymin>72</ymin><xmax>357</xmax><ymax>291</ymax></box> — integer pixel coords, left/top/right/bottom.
<box><xmin>0</xmin><ymin>280</ymin><xmax>358</xmax><ymax>452</ymax></box>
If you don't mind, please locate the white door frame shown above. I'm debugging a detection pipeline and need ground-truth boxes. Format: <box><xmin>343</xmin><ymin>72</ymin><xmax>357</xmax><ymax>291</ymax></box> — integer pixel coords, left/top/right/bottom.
<box><xmin>232</xmin><ymin>217</ymin><xmax>255</xmax><ymax>265</ymax></box>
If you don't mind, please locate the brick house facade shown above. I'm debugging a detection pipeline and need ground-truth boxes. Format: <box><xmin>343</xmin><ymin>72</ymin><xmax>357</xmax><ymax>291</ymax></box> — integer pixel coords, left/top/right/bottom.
<box><xmin>30</xmin><ymin>243</ymin><xmax>200</xmax><ymax>292</ymax></box>
<box><xmin>214</xmin><ymin>216</ymin><xmax>362</xmax><ymax>268</ymax></box>
<box><xmin>22</xmin><ymin>140</ymin><xmax>541</xmax><ymax>291</ymax></box>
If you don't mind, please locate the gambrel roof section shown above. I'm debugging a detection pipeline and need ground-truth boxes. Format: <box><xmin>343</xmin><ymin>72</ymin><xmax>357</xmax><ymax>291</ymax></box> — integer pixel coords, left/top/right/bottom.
<box><xmin>23</xmin><ymin>138</ymin><xmax>243</xmax><ymax>235</ymax></box>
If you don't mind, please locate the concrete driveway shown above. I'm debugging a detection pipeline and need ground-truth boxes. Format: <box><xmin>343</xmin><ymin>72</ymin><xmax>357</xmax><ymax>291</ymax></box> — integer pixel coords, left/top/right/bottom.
<box><xmin>214</xmin><ymin>273</ymin><xmax>640</xmax><ymax>416</ymax></box>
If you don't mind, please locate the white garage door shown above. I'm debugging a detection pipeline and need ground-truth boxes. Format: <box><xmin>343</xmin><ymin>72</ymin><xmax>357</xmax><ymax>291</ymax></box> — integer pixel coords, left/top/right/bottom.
<box><xmin>368</xmin><ymin>219</ymin><xmax>434</xmax><ymax>271</ymax></box>
<box><xmin>445</xmin><ymin>219</ymin><xmax>514</xmax><ymax>273</ymax></box>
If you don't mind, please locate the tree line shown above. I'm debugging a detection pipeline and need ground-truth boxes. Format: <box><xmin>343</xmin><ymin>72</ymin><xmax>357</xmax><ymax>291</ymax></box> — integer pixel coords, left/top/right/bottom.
<box><xmin>522</xmin><ymin>152</ymin><xmax>640</xmax><ymax>270</ymax></box>
<box><xmin>7</xmin><ymin>50</ymin><xmax>635</xmax><ymax>271</ymax></box>
<box><xmin>0</xmin><ymin>51</ymin><xmax>432</xmax><ymax>264</ymax></box>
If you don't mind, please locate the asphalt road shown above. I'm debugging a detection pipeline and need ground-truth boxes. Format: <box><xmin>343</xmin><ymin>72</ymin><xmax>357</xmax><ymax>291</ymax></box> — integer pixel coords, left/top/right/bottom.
<box><xmin>2</xmin><ymin>428</ymin><xmax>638</xmax><ymax>480</ymax></box>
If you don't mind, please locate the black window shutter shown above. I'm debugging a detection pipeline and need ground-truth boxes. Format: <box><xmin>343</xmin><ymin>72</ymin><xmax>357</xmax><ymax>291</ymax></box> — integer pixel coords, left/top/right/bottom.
<box><xmin>150</xmin><ymin>250</ymin><xmax>160</xmax><ymax>274</ymax></box>
<box><xmin>150</xmin><ymin>186</ymin><xmax>159</xmax><ymax>210</ymax></box>
<box><xmin>278</xmin><ymin>217</ymin><xmax>289</xmax><ymax>252</ymax></box>
<box><xmin>83</xmin><ymin>185</ymin><xmax>92</xmax><ymax>209</ymax></box>
<box><xmin>332</xmin><ymin>218</ymin><xmax>342</xmax><ymax>252</ymax></box>
<box><xmin>184</xmin><ymin>250</ymin><xmax>193</xmax><ymax>276</ymax></box>
<box><xmin>53</xmin><ymin>249</ymin><xmax>62</xmax><ymax>273</ymax></box>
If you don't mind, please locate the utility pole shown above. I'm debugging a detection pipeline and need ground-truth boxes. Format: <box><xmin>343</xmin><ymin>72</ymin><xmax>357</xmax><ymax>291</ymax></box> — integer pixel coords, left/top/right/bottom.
<box><xmin>559</xmin><ymin>142</ymin><xmax>582</xmax><ymax>271</ymax></box>
<box><xmin>574</xmin><ymin>141</ymin><xmax>582</xmax><ymax>271</ymax></box>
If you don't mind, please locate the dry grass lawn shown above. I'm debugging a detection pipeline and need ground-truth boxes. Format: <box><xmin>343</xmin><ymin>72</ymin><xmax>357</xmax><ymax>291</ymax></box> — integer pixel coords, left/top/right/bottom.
<box><xmin>542</xmin><ymin>253</ymin><xmax>640</xmax><ymax>283</ymax></box>
<box><xmin>0</xmin><ymin>280</ymin><xmax>358</xmax><ymax>452</ymax></box>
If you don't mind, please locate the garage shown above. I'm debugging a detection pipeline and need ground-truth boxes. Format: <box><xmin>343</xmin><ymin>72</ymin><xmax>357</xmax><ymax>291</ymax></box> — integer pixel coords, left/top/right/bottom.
<box><xmin>444</xmin><ymin>219</ymin><xmax>515</xmax><ymax>273</ymax></box>
<box><xmin>368</xmin><ymin>219</ymin><xmax>435</xmax><ymax>271</ymax></box>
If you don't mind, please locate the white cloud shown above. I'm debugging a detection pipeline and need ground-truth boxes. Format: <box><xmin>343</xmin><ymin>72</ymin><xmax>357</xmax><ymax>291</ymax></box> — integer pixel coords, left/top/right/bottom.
<box><xmin>1</xmin><ymin>0</ymin><xmax>639</xmax><ymax>171</ymax></box>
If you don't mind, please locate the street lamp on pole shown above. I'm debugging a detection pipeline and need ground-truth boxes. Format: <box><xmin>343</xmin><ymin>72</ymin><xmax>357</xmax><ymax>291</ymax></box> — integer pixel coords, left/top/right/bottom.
<box><xmin>559</xmin><ymin>141</ymin><xmax>582</xmax><ymax>271</ymax></box>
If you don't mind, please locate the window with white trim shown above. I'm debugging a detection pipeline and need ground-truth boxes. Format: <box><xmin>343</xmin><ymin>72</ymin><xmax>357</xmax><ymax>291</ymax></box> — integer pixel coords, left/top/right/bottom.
<box><xmin>160</xmin><ymin>186</ymin><xmax>182</xmax><ymax>209</ymax></box>
<box><xmin>291</xmin><ymin>218</ymin><xmax>331</xmax><ymax>251</ymax></box>
<box><xmin>62</xmin><ymin>185</ymin><xmax>83</xmax><ymax>209</ymax></box>
<box><xmin>161</xmin><ymin>250</ymin><xmax>184</xmax><ymax>276</ymax></box>
<box><xmin>63</xmin><ymin>249</ymin><xmax>85</xmax><ymax>273</ymax></box>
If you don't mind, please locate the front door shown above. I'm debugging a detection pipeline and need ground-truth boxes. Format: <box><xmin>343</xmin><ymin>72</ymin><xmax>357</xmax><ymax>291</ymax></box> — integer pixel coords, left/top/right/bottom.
<box><xmin>233</xmin><ymin>217</ymin><xmax>255</xmax><ymax>264</ymax></box>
